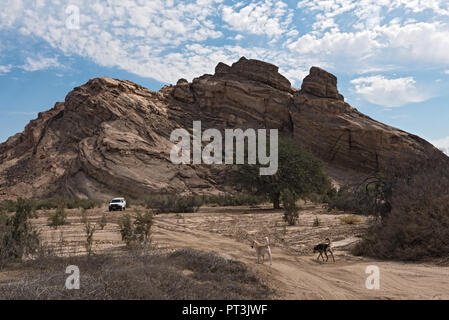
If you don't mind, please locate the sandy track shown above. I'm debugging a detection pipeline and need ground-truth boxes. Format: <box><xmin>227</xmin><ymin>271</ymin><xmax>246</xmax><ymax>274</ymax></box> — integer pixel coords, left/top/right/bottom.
<box><xmin>18</xmin><ymin>206</ymin><xmax>449</xmax><ymax>299</ymax></box>
<box><xmin>153</xmin><ymin>217</ymin><xmax>449</xmax><ymax>300</ymax></box>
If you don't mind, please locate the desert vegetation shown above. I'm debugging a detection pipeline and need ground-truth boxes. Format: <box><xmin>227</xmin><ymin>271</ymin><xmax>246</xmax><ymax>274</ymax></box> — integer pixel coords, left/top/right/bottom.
<box><xmin>2</xmin><ymin>195</ymin><xmax>448</xmax><ymax>299</ymax></box>
<box><xmin>327</xmin><ymin>175</ymin><xmax>392</xmax><ymax>217</ymax></box>
<box><xmin>0</xmin><ymin>201</ymin><xmax>273</xmax><ymax>299</ymax></box>
<box><xmin>233</xmin><ymin>137</ymin><xmax>331</xmax><ymax>209</ymax></box>
<box><xmin>0</xmin><ymin>197</ymin><xmax>102</xmax><ymax>213</ymax></box>
<box><xmin>281</xmin><ymin>189</ymin><xmax>299</xmax><ymax>226</ymax></box>
<box><xmin>323</xmin><ymin>154</ymin><xmax>449</xmax><ymax>261</ymax></box>
<box><xmin>0</xmin><ymin>198</ymin><xmax>40</xmax><ymax>267</ymax></box>
<box><xmin>143</xmin><ymin>195</ymin><xmax>203</xmax><ymax>213</ymax></box>
<box><xmin>118</xmin><ymin>210</ymin><xmax>154</xmax><ymax>247</ymax></box>
<box><xmin>139</xmin><ymin>193</ymin><xmax>266</xmax><ymax>214</ymax></box>
<box><xmin>352</xmin><ymin>156</ymin><xmax>449</xmax><ymax>261</ymax></box>
<box><xmin>0</xmin><ymin>249</ymin><xmax>271</xmax><ymax>299</ymax></box>
<box><xmin>47</xmin><ymin>206</ymin><xmax>69</xmax><ymax>229</ymax></box>
<box><xmin>203</xmin><ymin>193</ymin><xmax>266</xmax><ymax>207</ymax></box>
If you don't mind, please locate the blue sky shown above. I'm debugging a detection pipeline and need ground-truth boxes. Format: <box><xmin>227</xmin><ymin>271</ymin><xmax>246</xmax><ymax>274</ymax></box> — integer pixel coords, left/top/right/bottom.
<box><xmin>1</xmin><ymin>0</ymin><xmax>449</xmax><ymax>154</ymax></box>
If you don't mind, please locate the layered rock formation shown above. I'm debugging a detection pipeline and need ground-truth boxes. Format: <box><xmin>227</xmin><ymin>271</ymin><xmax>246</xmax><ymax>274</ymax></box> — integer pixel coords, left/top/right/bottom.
<box><xmin>0</xmin><ymin>57</ymin><xmax>445</xmax><ymax>200</ymax></box>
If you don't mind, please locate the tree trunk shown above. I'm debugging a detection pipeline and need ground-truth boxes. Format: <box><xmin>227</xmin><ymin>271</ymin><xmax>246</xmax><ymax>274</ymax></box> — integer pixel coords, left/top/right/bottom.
<box><xmin>272</xmin><ymin>192</ymin><xmax>281</xmax><ymax>209</ymax></box>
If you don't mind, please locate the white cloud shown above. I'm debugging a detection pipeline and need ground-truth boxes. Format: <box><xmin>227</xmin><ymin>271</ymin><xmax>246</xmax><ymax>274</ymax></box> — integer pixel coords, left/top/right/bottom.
<box><xmin>297</xmin><ymin>0</ymin><xmax>449</xmax><ymax>32</ymax></box>
<box><xmin>378</xmin><ymin>22</ymin><xmax>449</xmax><ymax>65</ymax></box>
<box><xmin>392</xmin><ymin>0</ymin><xmax>449</xmax><ymax>16</ymax></box>
<box><xmin>288</xmin><ymin>29</ymin><xmax>380</xmax><ymax>57</ymax></box>
<box><xmin>350</xmin><ymin>75</ymin><xmax>430</xmax><ymax>107</ymax></box>
<box><xmin>0</xmin><ymin>0</ymin><xmax>226</xmax><ymax>83</ymax></box>
<box><xmin>222</xmin><ymin>0</ymin><xmax>294</xmax><ymax>38</ymax></box>
<box><xmin>0</xmin><ymin>0</ymin><xmax>318</xmax><ymax>86</ymax></box>
<box><xmin>0</xmin><ymin>0</ymin><xmax>23</xmax><ymax>28</ymax></box>
<box><xmin>444</xmin><ymin>70</ymin><xmax>449</xmax><ymax>75</ymax></box>
<box><xmin>21</xmin><ymin>56</ymin><xmax>61</xmax><ymax>72</ymax></box>
<box><xmin>0</xmin><ymin>0</ymin><xmax>449</xmax><ymax>88</ymax></box>
<box><xmin>288</xmin><ymin>22</ymin><xmax>449</xmax><ymax>73</ymax></box>
<box><xmin>431</xmin><ymin>136</ymin><xmax>449</xmax><ymax>155</ymax></box>
<box><xmin>291</xmin><ymin>1</ymin><xmax>449</xmax><ymax>74</ymax></box>
<box><xmin>0</xmin><ymin>64</ymin><xmax>13</xmax><ymax>74</ymax></box>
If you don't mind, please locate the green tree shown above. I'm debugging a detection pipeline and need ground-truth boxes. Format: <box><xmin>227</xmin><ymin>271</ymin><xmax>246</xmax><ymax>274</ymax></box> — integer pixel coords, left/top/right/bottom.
<box><xmin>233</xmin><ymin>137</ymin><xmax>331</xmax><ymax>209</ymax></box>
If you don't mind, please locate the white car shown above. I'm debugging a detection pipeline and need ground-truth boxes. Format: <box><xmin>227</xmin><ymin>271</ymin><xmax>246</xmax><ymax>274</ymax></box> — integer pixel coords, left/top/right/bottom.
<box><xmin>108</xmin><ymin>197</ymin><xmax>126</xmax><ymax>211</ymax></box>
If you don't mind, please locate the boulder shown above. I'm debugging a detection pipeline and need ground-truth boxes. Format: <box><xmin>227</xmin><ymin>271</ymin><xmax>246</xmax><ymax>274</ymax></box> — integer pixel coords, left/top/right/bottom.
<box><xmin>301</xmin><ymin>66</ymin><xmax>344</xmax><ymax>100</ymax></box>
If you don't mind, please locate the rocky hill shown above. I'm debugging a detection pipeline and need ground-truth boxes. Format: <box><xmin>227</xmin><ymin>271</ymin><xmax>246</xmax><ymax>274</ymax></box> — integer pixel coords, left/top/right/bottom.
<box><xmin>0</xmin><ymin>57</ymin><xmax>445</xmax><ymax>200</ymax></box>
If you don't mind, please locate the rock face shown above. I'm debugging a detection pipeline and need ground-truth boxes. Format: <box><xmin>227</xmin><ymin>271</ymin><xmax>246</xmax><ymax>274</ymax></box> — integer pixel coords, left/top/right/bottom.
<box><xmin>0</xmin><ymin>57</ymin><xmax>445</xmax><ymax>200</ymax></box>
<box><xmin>301</xmin><ymin>66</ymin><xmax>343</xmax><ymax>100</ymax></box>
<box><xmin>214</xmin><ymin>57</ymin><xmax>293</xmax><ymax>93</ymax></box>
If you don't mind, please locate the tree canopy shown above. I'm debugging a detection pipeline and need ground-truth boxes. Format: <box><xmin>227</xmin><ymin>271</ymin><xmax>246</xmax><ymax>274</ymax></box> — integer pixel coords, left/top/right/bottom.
<box><xmin>233</xmin><ymin>137</ymin><xmax>331</xmax><ymax>208</ymax></box>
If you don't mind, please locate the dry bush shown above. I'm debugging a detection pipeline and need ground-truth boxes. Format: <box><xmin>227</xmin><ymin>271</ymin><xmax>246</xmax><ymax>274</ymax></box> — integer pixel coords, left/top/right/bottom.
<box><xmin>47</xmin><ymin>206</ymin><xmax>69</xmax><ymax>229</ymax></box>
<box><xmin>144</xmin><ymin>195</ymin><xmax>203</xmax><ymax>213</ymax></box>
<box><xmin>99</xmin><ymin>213</ymin><xmax>107</xmax><ymax>230</ymax></box>
<box><xmin>281</xmin><ymin>189</ymin><xmax>299</xmax><ymax>226</ymax></box>
<box><xmin>32</xmin><ymin>197</ymin><xmax>102</xmax><ymax>211</ymax></box>
<box><xmin>329</xmin><ymin>208</ymin><xmax>343</xmax><ymax>215</ymax></box>
<box><xmin>0</xmin><ymin>200</ymin><xmax>17</xmax><ymax>213</ymax></box>
<box><xmin>327</xmin><ymin>175</ymin><xmax>392</xmax><ymax>217</ymax></box>
<box><xmin>133</xmin><ymin>210</ymin><xmax>153</xmax><ymax>245</ymax></box>
<box><xmin>354</xmin><ymin>155</ymin><xmax>449</xmax><ymax>261</ymax></box>
<box><xmin>81</xmin><ymin>210</ymin><xmax>96</xmax><ymax>256</ymax></box>
<box><xmin>118</xmin><ymin>213</ymin><xmax>134</xmax><ymax>246</ymax></box>
<box><xmin>203</xmin><ymin>194</ymin><xmax>266</xmax><ymax>207</ymax></box>
<box><xmin>339</xmin><ymin>216</ymin><xmax>361</xmax><ymax>225</ymax></box>
<box><xmin>118</xmin><ymin>210</ymin><xmax>154</xmax><ymax>247</ymax></box>
<box><xmin>0</xmin><ymin>198</ymin><xmax>40</xmax><ymax>267</ymax></box>
<box><xmin>0</xmin><ymin>249</ymin><xmax>272</xmax><ymax>299</ymax></box>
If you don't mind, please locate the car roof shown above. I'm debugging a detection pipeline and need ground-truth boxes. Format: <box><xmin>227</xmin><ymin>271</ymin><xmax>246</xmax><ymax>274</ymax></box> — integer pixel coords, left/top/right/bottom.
<box><xmin>112</xmin><ymin>197</ymin><xmax>125</xmax><ymax>200</ymax></box>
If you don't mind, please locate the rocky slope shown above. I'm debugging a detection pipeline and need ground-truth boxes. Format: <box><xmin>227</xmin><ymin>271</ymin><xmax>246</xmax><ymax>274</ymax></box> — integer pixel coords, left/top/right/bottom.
<box><xmin>0</xmin><ymin>57</ymin><xmax>445</xmax><ymax>200</ymax></box>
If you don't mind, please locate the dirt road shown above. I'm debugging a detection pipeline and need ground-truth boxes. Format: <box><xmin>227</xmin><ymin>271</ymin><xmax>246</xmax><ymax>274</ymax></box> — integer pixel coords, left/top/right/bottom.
<box><xmin>25</xmin><ymin>206</ymin><xmax>449</xmax><ymax>299</ymax></box>
<box><xmin>154</xmin><ymin>215</ymin><xmax>449</xmax><ymax>300</ymax></box>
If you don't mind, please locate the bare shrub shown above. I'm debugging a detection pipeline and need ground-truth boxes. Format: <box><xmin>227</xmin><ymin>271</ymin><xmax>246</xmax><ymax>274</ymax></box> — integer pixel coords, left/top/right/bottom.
<box><xmin>47</xmin><ymin>206</ymin><xmax>69</xmax><ymax>229</ymax></box>
<box><xmin>281</xmin><ymin>189</ymin><xmax>299</xmax><ymax>226</ymax></box>
<box><xmin>0</xmin><ymin>198</ymin><xmax>40</xmax><ymax>267</ymax></box>
<box><xmin>99</xmin><ymin>213</ymin><xmax>107</xmax><ymax>230</ymax></box>
<box><xmin>145</xmin><ymin>195</ymin><xmax>203</xmax><ymax>213</ymax></box>
<box><xmin>339</xmin><ymin>215</ymin><xmax>361</xmax><ymax>225</ymax></box>
<box><xmin>118</xmin><ymin>210</ymin><xmax>154</xmax><ymax>247</ymax></box>
<box><xmin>133</xmin><ymin>210</ymin><xmax>153</xmax><ymax>245</ymax></box>
<box><xmin>81</xmin><ymin>210</ymin><xmax>96</xmax><ymax>256</ymax></box>
<box><xmin>118</xmin><ymin>213</ymin><xmax>134</xmax><ymax>246</ymax></box>
<box><xmin>0</xmin><ymin>200</ymin><xmax>17</xmax><ymax>213</ymax></box>
<box><xmin>327</xmin><ymin>175</ymin><xmax>392</xmax><ymax>217</ymax></box>
<box><xmin>0</xmin><ymin>249</ymin><xmax>273</xmax><ymax>299</ymax></box>
<box><xmin>354</xmin><ymin>155</ymin><xmax>449</xmax><ymax>261</ymax></box>
<box><xmin>203</xmin><ymin>194</ymin><xmax>266</xmax><ymax>206</ymax></box>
